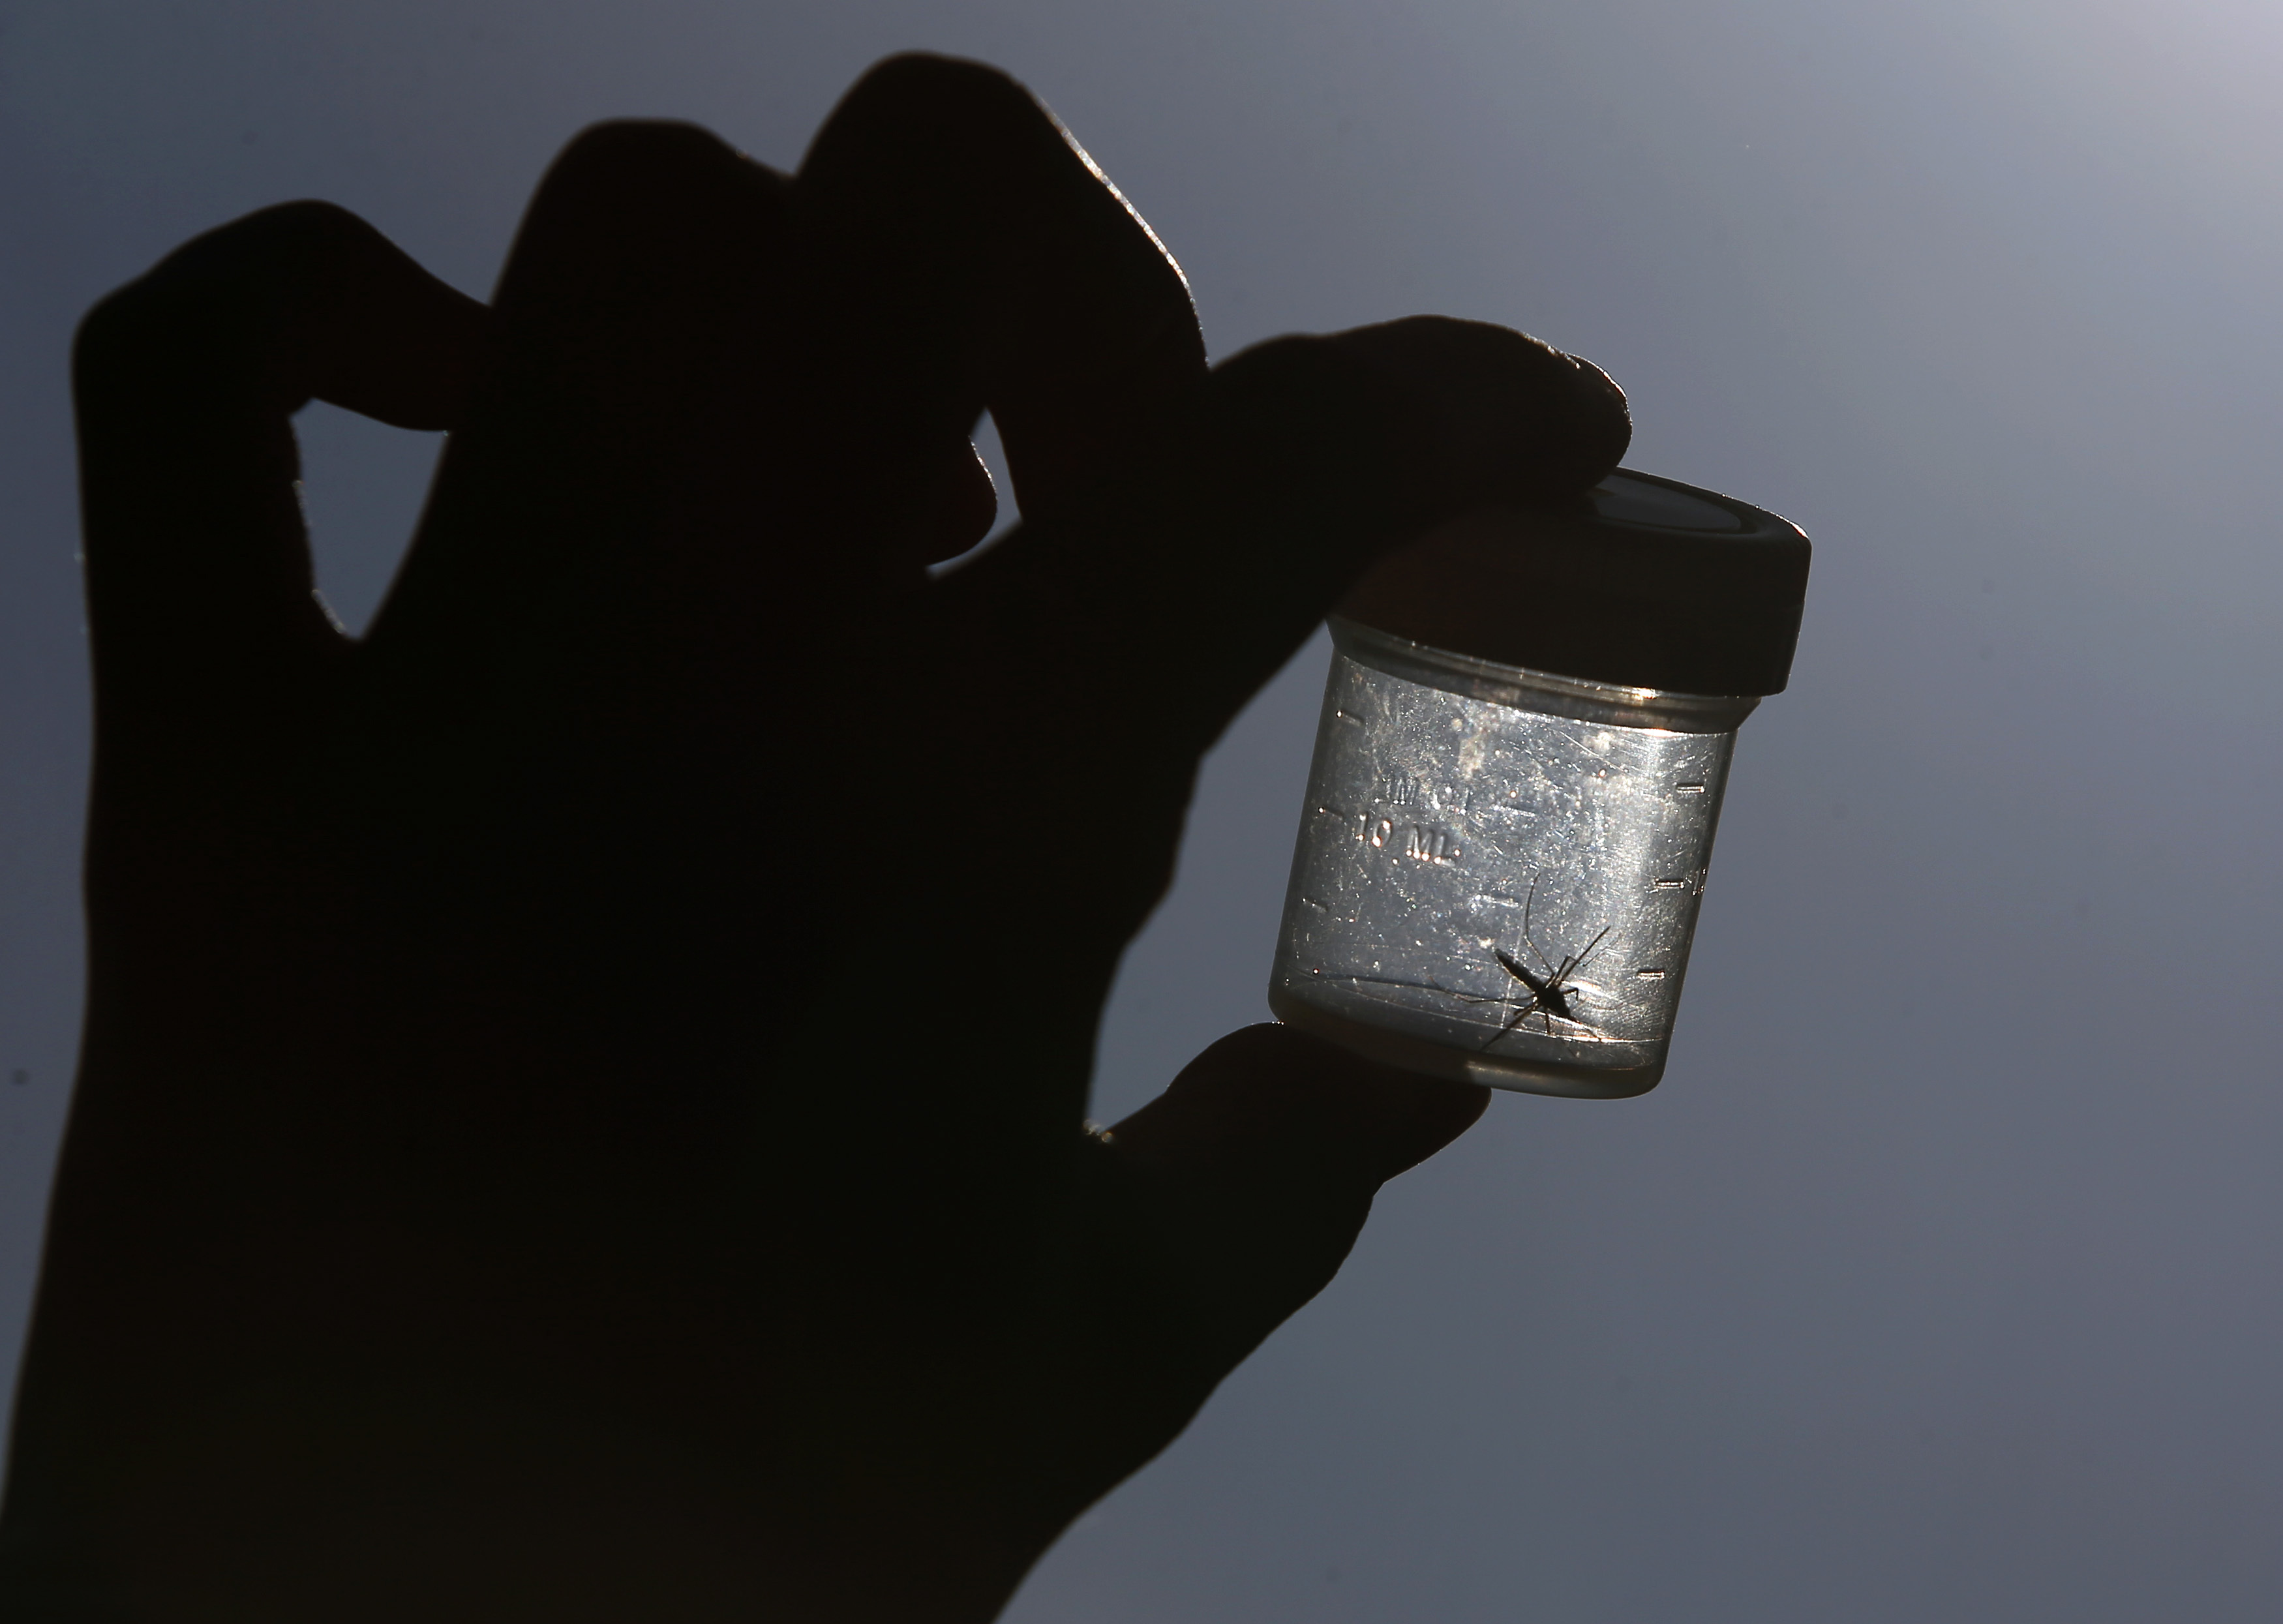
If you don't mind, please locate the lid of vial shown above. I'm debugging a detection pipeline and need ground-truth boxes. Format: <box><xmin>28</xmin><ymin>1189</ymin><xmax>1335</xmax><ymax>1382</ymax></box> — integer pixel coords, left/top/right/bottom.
<box><xmin>1335</xmin><ymin>469</ymin><xmax>1811</xmax><ymax>697</ymax></box>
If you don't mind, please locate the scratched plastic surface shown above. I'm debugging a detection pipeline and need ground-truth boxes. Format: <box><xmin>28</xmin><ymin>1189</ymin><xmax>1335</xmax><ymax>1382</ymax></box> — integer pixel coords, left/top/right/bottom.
<box><xmin>1269</xmin><ymin>620</ymin><xmax>1751</xmax><ymax>1098</ymax></box>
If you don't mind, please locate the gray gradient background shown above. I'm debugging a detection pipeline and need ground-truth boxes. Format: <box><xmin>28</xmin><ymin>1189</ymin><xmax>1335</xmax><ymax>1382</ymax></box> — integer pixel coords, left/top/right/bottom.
<box><xmin>5</xmin><ymin>2</ymin><xmax>2282</xmax><ymax>1618</ymax></box>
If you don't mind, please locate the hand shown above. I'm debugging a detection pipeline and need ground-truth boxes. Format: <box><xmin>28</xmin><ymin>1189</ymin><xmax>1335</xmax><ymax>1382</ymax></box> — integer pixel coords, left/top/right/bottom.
<box><xmin>0</xmin><ymin>54</ymin><xmax>1629</xmax><ymax>1623</ymax></box>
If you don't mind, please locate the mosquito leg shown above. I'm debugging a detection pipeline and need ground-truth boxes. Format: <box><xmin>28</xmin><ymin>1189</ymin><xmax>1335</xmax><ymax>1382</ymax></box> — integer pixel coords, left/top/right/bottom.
<box><xmin>1334</xmin><ymin>971</ymin><xmax>1509</xmax><ymax>1010</ymax></box>
<box><xmin>1479</xmin><ymin>991</ymin><xmax>1545</xmax><ymax>1051</ymax></box>
<box><xmin>1339</xmin><ymin>972</ymin><xmax>1483</xmax><ymax>995</ymax></box>
<box><xmin>1549</xmin><ymin>927</ymin><xmax>1614</xmax><ymax>1008</ymax></box>
<box><xmin>1521</xmin><ymin>872</ymin><xmax>1559</xmax><ymax>980</ymax></box>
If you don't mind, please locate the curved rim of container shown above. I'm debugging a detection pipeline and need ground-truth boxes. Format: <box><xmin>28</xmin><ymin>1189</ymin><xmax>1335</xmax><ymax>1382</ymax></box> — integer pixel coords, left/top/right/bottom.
<box><xmin>1269</xmin><ymin>987</ymin><xmax>1666</xmax><ymax>1100</ymax></box>
<box><xmin>1327</xmin><ymin>615</ymin><xmax>1761</xmax><ymax>734</ymax></box>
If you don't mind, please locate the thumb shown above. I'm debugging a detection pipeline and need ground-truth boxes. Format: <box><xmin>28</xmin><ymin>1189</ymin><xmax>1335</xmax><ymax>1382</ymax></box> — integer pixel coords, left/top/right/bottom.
<box><xmin>1038</xmin><ymin>1028</ymin><xmax>1483</xmax><ymax>1517</ymax></box>
<box><xmin>1102</xmin><ymin>1025</ymin><xmax>1488</xmax><ymax>1370</ymax></box>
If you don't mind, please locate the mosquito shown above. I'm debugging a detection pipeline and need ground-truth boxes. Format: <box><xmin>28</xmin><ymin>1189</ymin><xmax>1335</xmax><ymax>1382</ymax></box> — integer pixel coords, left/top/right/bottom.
<box><xmin>1479</xmin><ymin>876</ymin><xmax>1611</xmax><ymax>1049</ymax></box>
<box><xmin>1310</xmin><ymin>877</ymin><xmax>1611</xmax><ymax>1041</ymax></box>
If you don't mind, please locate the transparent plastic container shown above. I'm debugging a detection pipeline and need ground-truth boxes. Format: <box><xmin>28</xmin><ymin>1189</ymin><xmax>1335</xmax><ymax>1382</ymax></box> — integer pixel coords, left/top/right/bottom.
<box><xmin>1269</xmin><ymin>470</ymin><xmax>1811</xmax><ymax>1098</ymax></box>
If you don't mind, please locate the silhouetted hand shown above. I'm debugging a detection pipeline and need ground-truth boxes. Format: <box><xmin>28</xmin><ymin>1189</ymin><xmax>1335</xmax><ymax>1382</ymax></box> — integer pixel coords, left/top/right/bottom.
<box><xmin>0</xmin><ymin>54</ymin><xmax>1629</xmax><ymax>1623</ymax></box>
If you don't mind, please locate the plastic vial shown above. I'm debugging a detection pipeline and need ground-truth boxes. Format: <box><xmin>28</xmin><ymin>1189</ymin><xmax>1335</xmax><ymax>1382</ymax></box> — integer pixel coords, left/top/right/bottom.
<box><xmin>1269</xmin><ymin>470</ymin><xmax>1811</xmax><ymax>1098</ymax></box>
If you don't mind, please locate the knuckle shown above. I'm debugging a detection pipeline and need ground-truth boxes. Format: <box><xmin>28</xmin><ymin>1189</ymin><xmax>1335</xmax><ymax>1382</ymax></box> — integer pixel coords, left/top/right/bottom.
<box><xmin>72</xmin><ymin>285</ymin><xmax>147</xmax><ymax>380</ymax></box>
<box><xmin>73</xmin><ymin>200</ymin><xmax>417</xmax><ymax>429</ymax></box>
<box><xmin>542</xmin><ymin>119</ymin><xmax>738</xmax><ymax>194</ymax></box>
<box><xmin>821</xmin><ymin>53</ymin><xmax>1057</xmax><ymax>169</ymax></box>
<box><xmin>851</xmin><ymin>51</ymin><xmax>1030</xmax><ymax>112</ymax></box>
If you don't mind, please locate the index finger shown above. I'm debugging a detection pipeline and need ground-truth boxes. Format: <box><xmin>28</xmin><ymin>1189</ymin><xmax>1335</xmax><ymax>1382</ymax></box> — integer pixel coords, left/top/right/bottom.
<box><xmin>73</xmin><ymin>202</ymin><xmax>487</xmax><ymax>785</ymax></box>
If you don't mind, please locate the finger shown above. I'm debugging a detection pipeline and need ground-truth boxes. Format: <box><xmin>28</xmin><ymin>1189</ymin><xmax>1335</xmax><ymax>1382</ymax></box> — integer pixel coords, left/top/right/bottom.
<box><xmin>363</xmin><ymin>121</ymin><xmax>794</xmax><ymax>713</ymax></box>
<box><xmin>1108</xmin><ymin>1023</ymin><xmax>1487</xmax><ymax>1196</ymax></box>
<box><xmin>790</xmin><ymin>53</ymin><xmax>1206</xmax><ymax>568</ymax></box>
<box><xmin>1072</xmin><ymin>1026</ymin><xmax>1487</xmax><ymax>1450</ymax></box>
<box><xmin>953</xmin><ymin>316</ymin><xmax>1630</xmax><ymax>759</ymax></box>
<box><xmin>74</xmin><ymin>201</ymin><xmax>487</xmax><ymax>773</ymax></box>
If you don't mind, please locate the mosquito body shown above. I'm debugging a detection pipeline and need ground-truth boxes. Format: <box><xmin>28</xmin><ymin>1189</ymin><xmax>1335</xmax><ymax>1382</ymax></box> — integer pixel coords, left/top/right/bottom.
<box><xmin>1479</xmin><ymin>877</ymin><xmax>1611</xmax><ymax>1049</ymax></box>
